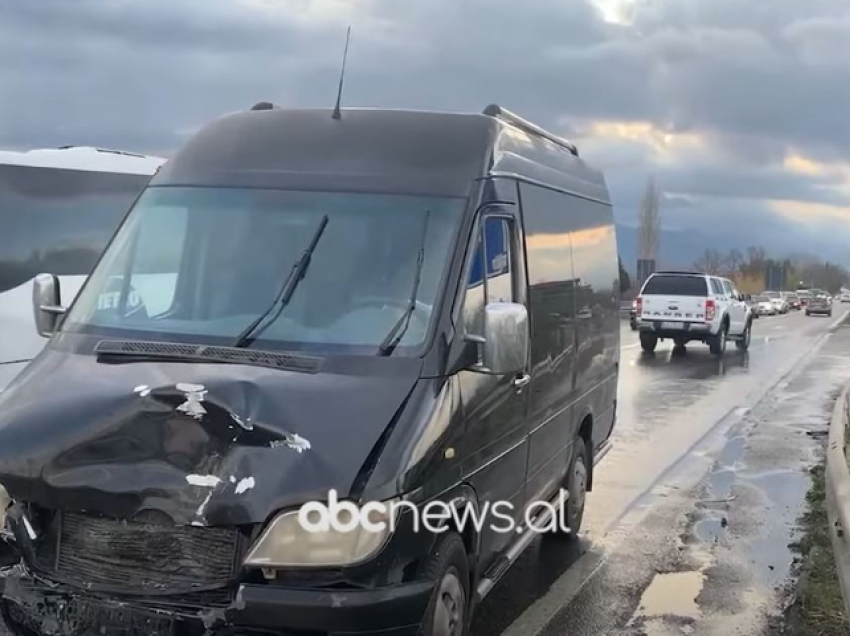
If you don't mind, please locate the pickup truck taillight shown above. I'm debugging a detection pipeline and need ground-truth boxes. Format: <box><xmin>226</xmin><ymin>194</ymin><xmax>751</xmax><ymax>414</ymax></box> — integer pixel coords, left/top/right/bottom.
<box><xmin>635</xmin><ymin>297</ymin><xmax>643</xmax><ymax>316</ymax></box>
<box><xmin>705</xmin><ymin>299</ymin><xmax>716</xmax><ymax>322</ymax></box>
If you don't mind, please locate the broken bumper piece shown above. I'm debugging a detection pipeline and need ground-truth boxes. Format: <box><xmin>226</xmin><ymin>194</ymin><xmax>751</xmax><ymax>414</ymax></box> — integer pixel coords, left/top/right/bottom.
<box><xmin>1</xmin><ymin>567</ymin><xmax>434</xmax><ymax>636</ymax></box>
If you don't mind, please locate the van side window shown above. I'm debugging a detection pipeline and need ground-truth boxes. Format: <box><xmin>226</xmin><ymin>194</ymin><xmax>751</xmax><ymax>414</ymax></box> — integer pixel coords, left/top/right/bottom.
<box><xmin>463</xmin><ymin>216</ymin><xmax>515</xmax><ymax>336</ymax></box>
<box><xmin>484</xmin><ymin>217</ymin><xmax>513</xmax><ymax>303</ymax></box>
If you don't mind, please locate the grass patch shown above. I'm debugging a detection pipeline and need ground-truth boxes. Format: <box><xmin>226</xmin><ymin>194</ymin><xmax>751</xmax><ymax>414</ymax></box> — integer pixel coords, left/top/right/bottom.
<box><xmin>780</xmin><ymin>464</ymin><xmax>849</xmax><ymax>635</ymax></box>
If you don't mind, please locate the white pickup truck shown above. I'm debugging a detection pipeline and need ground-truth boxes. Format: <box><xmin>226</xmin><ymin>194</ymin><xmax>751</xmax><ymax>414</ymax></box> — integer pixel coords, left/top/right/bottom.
<box><xmin>635</xmin><ymin>271</ymin><xmax>753</xmax><ymax>355</ymax></box>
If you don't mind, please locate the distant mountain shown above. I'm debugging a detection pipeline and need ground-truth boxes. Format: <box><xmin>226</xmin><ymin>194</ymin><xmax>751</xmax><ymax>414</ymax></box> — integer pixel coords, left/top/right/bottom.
<box><xmin>616</xmin><ymin>224</ymin><xmax>850</xmax><ymax>275</ymax></box>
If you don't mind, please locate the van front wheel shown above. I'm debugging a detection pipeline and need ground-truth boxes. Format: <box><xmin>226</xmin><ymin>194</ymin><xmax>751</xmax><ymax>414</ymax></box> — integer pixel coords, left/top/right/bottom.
<box><xmin>419</xmin><ymin>533</ymin><xmax>470</xmax><ymax>636</ymax></box>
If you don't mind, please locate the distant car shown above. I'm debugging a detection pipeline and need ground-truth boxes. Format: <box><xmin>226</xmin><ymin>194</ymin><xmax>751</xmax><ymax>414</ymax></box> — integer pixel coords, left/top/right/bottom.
<box><xmin>784</xmin><ymin>291</ymin><xmax>801</xmax><ymax>310</ymax></box>
<box><xmin>806</xmin><ymin>295</ymin><xmax>832</xmax><ymax>317</ymax></box>
<box><xmin>797</xmin><ymin>290</ymin><xmax>812</xmax><ymax>307</ymax></box>
<box><xmin>753</xmin><ymin>295</ymin><xmax>777</xmax><ymax>316</ymax></box>
<box><xmin>762</xmin><ymin>291</ymin><xmax>788</xmax><ymax>314</ymax></box>
<box><xmin>744</xmin><ymin>294</ymin><xmax>760</xmax><ymax>319</ymax></box>
<box><xmin>630</xmin><ymin>299</ymin><xmax>638</xmax><ymax>330</ymax></box>
<box><xmin>841</xmin><ymin>292</ymin><xmax>850</xmax><ymax>304</ymax></box>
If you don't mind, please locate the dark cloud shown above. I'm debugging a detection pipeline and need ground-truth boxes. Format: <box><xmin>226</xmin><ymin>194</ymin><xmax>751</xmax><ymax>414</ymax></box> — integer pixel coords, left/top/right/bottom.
<box><xmin>2</xmin><ymin>0</ymin><xmax>850</xmax><ymax>265</ymax></box>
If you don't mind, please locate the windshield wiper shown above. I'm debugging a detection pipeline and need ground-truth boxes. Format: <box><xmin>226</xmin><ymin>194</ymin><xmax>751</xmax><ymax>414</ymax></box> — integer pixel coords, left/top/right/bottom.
<box><xmin>378</xmin><ymin>210</ymin><xmax>430</xmax><ymax>356</ymax></box>
<box><xmin>234</xmin><ymin>215</ymin><xmax>329</xmax><ymax>348</ymax></box>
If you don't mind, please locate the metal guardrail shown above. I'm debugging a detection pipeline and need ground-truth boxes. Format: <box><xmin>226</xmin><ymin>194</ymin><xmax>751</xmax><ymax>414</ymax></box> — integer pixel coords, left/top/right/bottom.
<box><xmin>826</xmin><ymin>383</ymin><xmax>850</xmax><ymax>622</ymax></box>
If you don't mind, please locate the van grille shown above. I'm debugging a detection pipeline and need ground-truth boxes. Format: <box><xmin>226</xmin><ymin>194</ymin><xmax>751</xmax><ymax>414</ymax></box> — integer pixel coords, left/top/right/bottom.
<box><xmin>47</xmin><ymin>511</ymin><xmax>240</xmax><ymax>595</ymax></box>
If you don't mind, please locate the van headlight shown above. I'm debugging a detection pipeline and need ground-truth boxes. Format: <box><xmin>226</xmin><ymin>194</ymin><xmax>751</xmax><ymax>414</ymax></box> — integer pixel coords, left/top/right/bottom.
<box><xmin>243</xmin><ymin>497</ymin><xmax>395</xmax><ymax>568</ymax></box>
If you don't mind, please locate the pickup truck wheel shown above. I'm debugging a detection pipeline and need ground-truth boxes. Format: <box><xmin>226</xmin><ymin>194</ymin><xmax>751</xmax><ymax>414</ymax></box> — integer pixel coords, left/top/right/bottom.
<box><xmin>640</xmin><ymin>333</ymin><xmax>658</xmax><ymax>353</ymax></box>
<box><xmin>735</xmin><ymin>321</ymin><xmax>752</xmax><ymax>351</ymax></box>
<box><xmin>419</xmin><ymin>533</ymin><xmax>470</xmax><ymax>636</ymax></box>
<box><xmin>709</xmin><ymin>325</ymin><xmax>727</xmax><ymax>356</ymax></box>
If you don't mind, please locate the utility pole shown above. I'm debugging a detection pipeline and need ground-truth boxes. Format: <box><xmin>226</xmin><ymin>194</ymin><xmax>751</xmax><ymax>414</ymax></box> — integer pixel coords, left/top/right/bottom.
<box><xmin>637</xmin><ymin>177</ymin><xmax>660</xmax><ymax>286</ymax></box>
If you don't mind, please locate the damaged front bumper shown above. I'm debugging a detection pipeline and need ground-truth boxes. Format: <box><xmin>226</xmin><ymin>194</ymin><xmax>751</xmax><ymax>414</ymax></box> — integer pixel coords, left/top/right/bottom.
<box><xmin>1</xmin><ymin>566</ymin><xmax>434</xmax><ymax>636</ymax></box>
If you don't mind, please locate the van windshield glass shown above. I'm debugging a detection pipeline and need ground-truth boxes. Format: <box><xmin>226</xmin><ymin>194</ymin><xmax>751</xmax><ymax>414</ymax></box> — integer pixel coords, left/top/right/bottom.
<box><xmin>65</xmin><ymin>187</ymin><xmax>464</xmax><ymax>355</ymax></box>
<box><xmin>641</xmin><ymin>275</ymin><xmax>707</xmax><ymax>297</ymax></box>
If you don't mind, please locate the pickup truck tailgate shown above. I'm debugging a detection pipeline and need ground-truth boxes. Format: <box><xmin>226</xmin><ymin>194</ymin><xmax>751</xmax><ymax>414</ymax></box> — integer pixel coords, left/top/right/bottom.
<box><xmin>641</xmin><ymin>295</ymin><xmax>707</xmax><ymax>323</ymax></box>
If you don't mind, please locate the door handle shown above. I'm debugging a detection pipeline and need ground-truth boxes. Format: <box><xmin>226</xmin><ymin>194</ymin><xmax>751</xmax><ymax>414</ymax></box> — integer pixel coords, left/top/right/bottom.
<box><xmin>513</xmin><ymin>374</ymin><xmax>531</xmax><ymax>390</ymax></box>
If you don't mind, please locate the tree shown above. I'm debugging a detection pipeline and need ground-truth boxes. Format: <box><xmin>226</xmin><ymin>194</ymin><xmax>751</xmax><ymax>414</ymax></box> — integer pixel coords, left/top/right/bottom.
<box><xmin>619</xmin><ymin>257</ymin><xmax>631</xmax><ymax>293</ymax></box>
<box><xmin>726</xmin><ymin>249</ymin><xmax>744</xmax><ymax>274</ymax></box>
<box><xmin>638</xmin><ymin>177</ymin><xmax>661</xmax><ymax>262</ymax></box>
<box><xmin>693</xmin><ymin>248</ymin><xmax>728</xmax><ymax>275</ymax></box>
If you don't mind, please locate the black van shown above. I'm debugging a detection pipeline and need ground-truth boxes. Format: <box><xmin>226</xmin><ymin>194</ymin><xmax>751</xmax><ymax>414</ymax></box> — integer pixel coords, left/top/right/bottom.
<box><xmin>0</xmin><ymin>105</ymin><xmax>619</xmax><ymax>636</ymax></box>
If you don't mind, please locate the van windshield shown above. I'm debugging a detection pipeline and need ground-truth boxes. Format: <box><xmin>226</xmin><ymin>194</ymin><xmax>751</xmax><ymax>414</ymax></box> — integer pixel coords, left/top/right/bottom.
<box><xmin>65</xmin><ymin>187</ymin><xmax>464</xmax><ymax>355</ymax></box>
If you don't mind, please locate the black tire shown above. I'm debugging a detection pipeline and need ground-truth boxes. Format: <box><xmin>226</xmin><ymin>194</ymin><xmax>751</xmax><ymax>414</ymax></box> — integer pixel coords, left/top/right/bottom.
<box><xmin>565</xmin><ymin>437</ymin><xmax>589</xmax><ymax>536</ymax></box>
<box><xmin>419</xmin><ymin>533</ymin><xmax>470</xmax><ymax>636</ymax></box>
<box><xmin>709</xmin><ymin>324</ymin><xmax>728</xmax><ymax>356</ymax></box>
<box><xmin>640</xmin><ymin>332</ymin><xmax>658</xmax><ymax>353</ymax></box>
<box><xmin>736</xmin><ymin>321</ymin><xmax>752</xmax><ymax>351</ymax></box>
<box><xmin>806</xmin><ymin>311</ymin><xmax>811</xmax><ymax>316</ymax></box>
<box><xmin>547</xmin><ymin>436</ymin><xmax>589</xmax><ymax>540</ymax></box>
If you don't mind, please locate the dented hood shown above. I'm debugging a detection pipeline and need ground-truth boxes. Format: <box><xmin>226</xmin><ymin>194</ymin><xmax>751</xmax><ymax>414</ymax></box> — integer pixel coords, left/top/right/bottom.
<box><xmin>0</xmin><ymin>346</ymin><xmax>421</xmax><ymax>526</ymax></box>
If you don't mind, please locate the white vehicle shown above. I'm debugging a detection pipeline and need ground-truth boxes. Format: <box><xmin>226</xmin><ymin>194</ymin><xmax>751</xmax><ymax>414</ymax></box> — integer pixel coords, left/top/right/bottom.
<box><xmin>841</xmin><ymin>292</ymin><xmax>850</xmax><ymax>304</ymax></box>
<box><xmin>762</xmin><ymin>291</ymin><xmax>789</xmax><ymax>314</ymax></box>
<box><xmin>635</xmin><ymin>271</ymin><xmax>753</xmax><ymax>355</ymax></box>
<box><xmin>754</xmin><ymin>295</ymin><xmax>777</xmax><ymax>316</ymax></box>
<box><xmin>0</xmin><ymin>147</ymin><xmax>164</xmax><ymax>390</ymax></box>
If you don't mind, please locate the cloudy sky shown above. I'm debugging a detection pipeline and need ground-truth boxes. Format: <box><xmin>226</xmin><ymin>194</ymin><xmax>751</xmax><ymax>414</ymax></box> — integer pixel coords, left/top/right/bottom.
<box><xmin>3</xmin><ymin>0</ymin><xmax>850</xmax><ymax>266</ymax></box>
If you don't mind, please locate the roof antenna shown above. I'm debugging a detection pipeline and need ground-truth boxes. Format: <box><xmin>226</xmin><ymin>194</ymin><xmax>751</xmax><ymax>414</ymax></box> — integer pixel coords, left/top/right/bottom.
<box><xmin>332</xmin><ymin>26</ymin><xmax>352</xmax><ymax>120</ymax></box>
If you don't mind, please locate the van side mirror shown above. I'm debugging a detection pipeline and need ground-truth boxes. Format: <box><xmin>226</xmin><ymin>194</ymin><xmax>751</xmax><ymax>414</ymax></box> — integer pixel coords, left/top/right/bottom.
<box><xmin>33</xmin><ymin>273</ymin><xmax>66</xmax><ymax>337</ymax></box>
<box><xmin>468</xmin><ymin>302</ymin><xmax>529</xmax><ymax>375</ymax></box>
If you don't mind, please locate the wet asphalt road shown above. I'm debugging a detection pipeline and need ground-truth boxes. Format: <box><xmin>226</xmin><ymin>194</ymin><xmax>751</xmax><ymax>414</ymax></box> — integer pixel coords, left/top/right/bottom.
<box><xmin>473</xmin><ymin>305</ymin><xmax>850</xmax><ymax>636</ymax></box>
<box><xmin>1</xmin><ymin>308</ymin><xmax>847</xmax><ymax>636</ymax></box>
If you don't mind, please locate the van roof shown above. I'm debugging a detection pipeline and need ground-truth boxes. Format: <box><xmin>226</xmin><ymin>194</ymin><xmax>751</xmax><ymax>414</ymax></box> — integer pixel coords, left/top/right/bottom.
<box><xmin>0</xmin><ymin>146</ymin><xmax>165</xmax><ymax>176</ymax></box>
<box><xmin>154</xmin><ymin>106</ymin><xmax>610</xmax><ymax>201</ymax></box>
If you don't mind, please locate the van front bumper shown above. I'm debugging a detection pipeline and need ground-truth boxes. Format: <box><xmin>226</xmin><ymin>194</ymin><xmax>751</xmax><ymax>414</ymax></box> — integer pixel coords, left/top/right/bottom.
<box><xmin>1</xmin><ymin>567</ymin><xmax>434</xmax><ymax>636</ymax></box>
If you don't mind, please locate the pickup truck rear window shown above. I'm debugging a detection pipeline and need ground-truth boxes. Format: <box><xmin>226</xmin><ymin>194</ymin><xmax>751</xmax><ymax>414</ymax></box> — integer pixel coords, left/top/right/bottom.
<box><xmin>642</xmin><ymin>275</ymin><xmax>708</xmax><ymax>296</ymax></box>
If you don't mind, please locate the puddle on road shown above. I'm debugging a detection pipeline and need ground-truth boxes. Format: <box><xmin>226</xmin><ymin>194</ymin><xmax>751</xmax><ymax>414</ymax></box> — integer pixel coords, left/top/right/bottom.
<box><xmin>693</xmin><ymin>517</ymin><xmax>728</xmax><ymax>544</ymax></box>
<box><xmin>635</xmin><ymin>570</ymin><xmax>706</xmax><ymax>620</ymax></box>
<box><xmin>705</xmin><ymin>469</ymin><xmax>736</xmax><ymax>502</ymax></box>
<box><xmin>717</xmin><ymin>436</ymin><xmax>745</xmax><ymax>467</ymax></box>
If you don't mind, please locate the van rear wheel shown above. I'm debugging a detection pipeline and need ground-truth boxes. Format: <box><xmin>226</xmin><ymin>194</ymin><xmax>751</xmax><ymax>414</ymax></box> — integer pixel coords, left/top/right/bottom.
<box><xmin>547</xmin><ymin>436</ymin><xmax>588</xmax><ymax>540</ymax></box>
<box><xmin>419</xmin><ymin>533</ymin><xmax>470</xmax><ymax>636</ymax></box>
